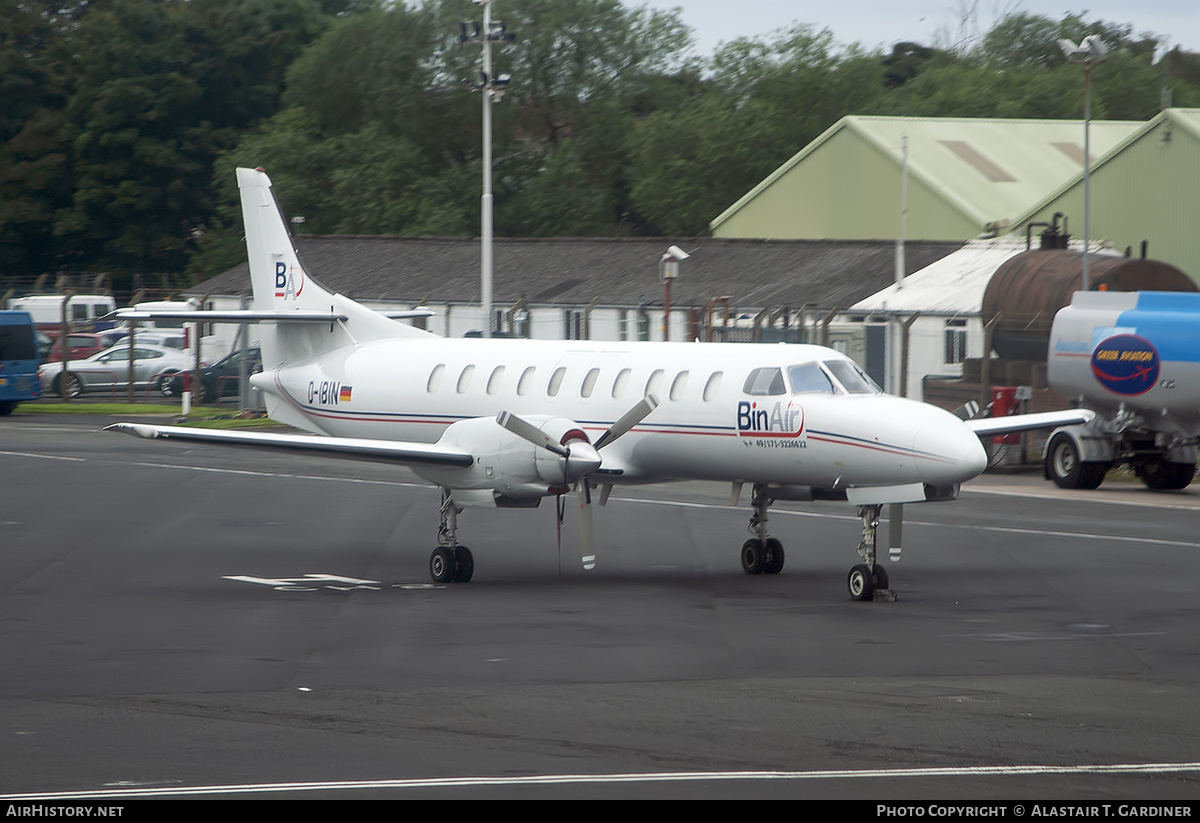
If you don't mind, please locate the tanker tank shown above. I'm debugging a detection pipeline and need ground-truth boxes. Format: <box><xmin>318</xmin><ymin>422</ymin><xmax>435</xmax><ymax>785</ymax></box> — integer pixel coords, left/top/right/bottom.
<box><xmin>981</xmin><ymin>250</ymin><xmax>1195</xmax><ymax>362</ymax></box>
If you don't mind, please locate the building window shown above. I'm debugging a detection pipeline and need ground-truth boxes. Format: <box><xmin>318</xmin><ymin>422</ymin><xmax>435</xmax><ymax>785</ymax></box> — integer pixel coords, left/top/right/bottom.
<box><xmin>617</xmin><ymin>309</ymin><xmax>628</xmax><ymax>342</ymax></box>
<box><xmin>945</xmin><ymin>320</ymin><xmax>967</xmax><ymax>365</ymax></box>
<box><xmin>636</xmin><ymin>310</ymin><xmax>650</xmax><ymax>342</ymax></box>
<box><xmin>565</xmin><ymin>310</ymin><xmax>584</xmax><ymax>340</ymax></box>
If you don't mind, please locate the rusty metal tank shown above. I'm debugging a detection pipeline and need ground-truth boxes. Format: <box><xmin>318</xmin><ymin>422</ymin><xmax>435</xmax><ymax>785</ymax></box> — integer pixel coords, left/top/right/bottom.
<box><xmin>981</xmin><ymin>250</ymin><xmax>1196</xmax><ymax>361</ymax></box>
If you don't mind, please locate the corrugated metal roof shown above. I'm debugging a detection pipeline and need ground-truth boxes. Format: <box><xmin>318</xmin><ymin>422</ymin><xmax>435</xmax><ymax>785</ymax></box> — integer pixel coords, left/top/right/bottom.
<box><xmin>191</xmin><ymin>235</ymin><xmax>962</xmax><ymax>312</ymax></box>
<box><xmin>712</xmin><ymin>115</ymin><xmax>1143</xmax><ymax>232</ymax></box>
<box><xmin>850</xmin><ymin>237</ymin><xmax>1123</xmax><ymax>315</ymax></box>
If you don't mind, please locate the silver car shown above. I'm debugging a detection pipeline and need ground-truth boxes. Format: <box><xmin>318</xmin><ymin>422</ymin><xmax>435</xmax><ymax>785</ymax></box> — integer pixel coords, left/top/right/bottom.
<box><xmin>39</xmin><ymin>344</ymin><xmax>195</xmax><ymax>398</ymax></box>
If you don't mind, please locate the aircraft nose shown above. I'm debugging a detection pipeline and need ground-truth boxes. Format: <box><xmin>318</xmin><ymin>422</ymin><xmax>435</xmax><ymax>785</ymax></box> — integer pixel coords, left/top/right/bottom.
<box><xmin>913</xmin><ymin>419</ymin><xmax>988</xmax><ymax>485</ymax></box>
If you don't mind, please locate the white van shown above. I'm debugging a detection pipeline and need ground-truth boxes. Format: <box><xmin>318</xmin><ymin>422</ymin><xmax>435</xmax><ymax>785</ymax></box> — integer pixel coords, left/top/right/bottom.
<box><xmin>9</xmin><ymin>294</ymin><xmax>117</xmax><ymax>333</ymax></box>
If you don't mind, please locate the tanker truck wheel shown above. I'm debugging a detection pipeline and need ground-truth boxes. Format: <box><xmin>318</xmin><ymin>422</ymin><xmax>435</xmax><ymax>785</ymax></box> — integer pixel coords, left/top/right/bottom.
<box><xmin>1046</xmin><ymin>432</ymin><xmax>1109</xmax><ymax>490</ymax></box>
<box><xmin>1135</xmin><ymin>459</ymin><xmax>1196</xmax><ymax>491</ymax></box>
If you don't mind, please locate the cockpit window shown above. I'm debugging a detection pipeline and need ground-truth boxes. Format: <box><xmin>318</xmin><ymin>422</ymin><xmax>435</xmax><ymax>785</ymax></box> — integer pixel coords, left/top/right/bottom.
<box><xmin>743</xmin><ymin>367</ymin><xmax>786</xmax><ymax>396</ymax></box>
<box><xmin>823</xmin><ymin>359</ymin><xmax>881</xmax><ymax>394</ymax></box>
<box><xmin>787</xmin><ymin>363</ymin><xmax>835</xmax><ymax>394</ymax></box>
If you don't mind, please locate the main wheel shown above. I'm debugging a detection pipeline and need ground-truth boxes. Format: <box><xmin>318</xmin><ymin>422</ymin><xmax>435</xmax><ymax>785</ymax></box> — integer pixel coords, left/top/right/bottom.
<box><xmin>453</xmin><ymin>546</ymin><xmax>474</xmax><ymax>583</ymax></box>
<box><xmin>1136</xmin><ymin>459</ymin><xmax>1196</xmax><ymax>490</ymax></box>
<box><xmin>741</xmin><ymin>538</ymin><xmax>767</xmax><ymax>575</ymax></box>
<box><xmin>429</xmin><ymin>546</ymin><xmax>457</xmax><ymax>583</ymax></box>
<box><xmin>1045</xmin><ymin>432</ymin><xmax>1108</xmax><ymax>489</ymax></box>
<box><xmin>763</xmin><ymin>537</ymin><xmax>785</xmax><ymax>574</ymax></box>
<box><xmin>872</xmin><ymin>564</ymin><xmax>889</xmax><ymax>591</ymax></box>
<box><xmin>848</xmin><ymin>564</ymin><xmax>876</xmax><ymax>601</ymax></box>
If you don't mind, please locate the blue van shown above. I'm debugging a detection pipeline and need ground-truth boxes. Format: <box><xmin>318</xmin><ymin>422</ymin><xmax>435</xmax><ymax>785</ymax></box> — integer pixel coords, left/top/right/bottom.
<box><xmin>0</xmin><ymin>311</ymin><xmax>43</xmax><ymax>415</ymax></box>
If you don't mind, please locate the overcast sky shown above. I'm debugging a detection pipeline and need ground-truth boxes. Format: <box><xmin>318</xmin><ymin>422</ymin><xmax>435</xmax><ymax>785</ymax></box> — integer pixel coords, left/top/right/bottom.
<box><xmin>630</xmin><ymin>1</ymin><xmax>1200</xmax><ymax>55</ymax></box>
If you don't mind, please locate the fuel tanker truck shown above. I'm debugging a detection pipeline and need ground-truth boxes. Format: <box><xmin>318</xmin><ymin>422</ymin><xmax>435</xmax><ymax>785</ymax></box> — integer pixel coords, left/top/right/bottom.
<box><xmin>982</xmin><ymin>239</ymin><xmax>1197</xmax><ymax>492</ymax></box>
<box><xmin>1044</xmin><ymin>290</ymin><xmax>1200</xmax><ymax>490</ymax></box>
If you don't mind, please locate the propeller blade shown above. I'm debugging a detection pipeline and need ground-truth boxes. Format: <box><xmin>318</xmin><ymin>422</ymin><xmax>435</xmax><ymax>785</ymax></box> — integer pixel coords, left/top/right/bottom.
<box><xmin>578</xmin><ymin>481</ymin><xmax>595</xmax><ymax>570</ymax></box>
<box><xmin>594</xmin><ymin>394</ymin><xmax>659</xmax><ymax>450</ymax></box>
<box><xmin>497</xmin><ymin>410</ymin><xmax>569</xmax><ymax>456</ymax></box>
<box><xmin>950</xmin><ymin>400</ymin><xmax>980</xmax><ymax>421</ymax></box>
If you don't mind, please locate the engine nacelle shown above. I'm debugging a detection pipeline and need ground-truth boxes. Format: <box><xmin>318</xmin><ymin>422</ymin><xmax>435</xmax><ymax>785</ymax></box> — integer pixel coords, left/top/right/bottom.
<box><xmin>411</xmin><ymin>415</ymin><xmax>598</xmax><ymax>507</ymax></box>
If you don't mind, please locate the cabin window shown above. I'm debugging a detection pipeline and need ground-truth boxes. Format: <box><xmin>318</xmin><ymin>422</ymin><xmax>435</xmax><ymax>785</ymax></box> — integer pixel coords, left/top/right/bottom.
<box><xmin>547</xmin><ymin>366</ymin><xmax>566</xmax><ymax>397</ymax></box>
<box><xmin>457</xmin><ymin>364</ymin><xmax>475</xmax><ymax>393</ymax></box>
<box><xmin>945</xmin><ymin>320</ymin><xmax>967</xmax><ymax>365</ymax></box>
<box><xmin>612</xmin><ymin>368</ymin><xmax>631</xmax><ymax>399</ymax></box>
<box><xmin>669</xmin><ymin>370</ymin><xmax>689</xmax><ymax>401</ymax></box>
<box><xmin>788</xmin><ymin>363</ymin><xmax>835</xmax><ymax>394</ymax></box>
<box><xmin>743</xmin><ymin>367</ymin><xmax>786</xmax><ymax>396</ymax></box>
<box><xmin>427</xmin><ymin>363</ymin><xmax>445</xmax><ymax>393</ymax></box>
<box><xmin>517</xmin><ymin>366</ymin><xmax>536</xmax><ymax>396</ymax></box>
<box><xmin>486</xmin><ymin>365</ymin><xmax>505</xmax><ymax>395</ymax></box>
<box><xmin>702</xmin><ymin>372</ymin><xmax>722</xmax><ymax>402</ymax></box>
<box><xmin>581</xmin><ymin>367</ymin><xmax>600</xmax><ymax>398</ymax></box>
<box><xmin>645</xmin><ymin>368</ymin><xmax>664</xmax><ymax>398</ymax></box>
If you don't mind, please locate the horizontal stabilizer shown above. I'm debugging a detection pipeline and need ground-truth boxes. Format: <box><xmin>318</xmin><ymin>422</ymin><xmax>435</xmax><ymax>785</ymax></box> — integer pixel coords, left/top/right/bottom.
<box><xmin>112</xmin><ymin>308</ymin><xmax>433</xmax><ymax>324</ymax></box>
<box><xmin>104</xmin><ymin>423</ymin><xmax>473</xmax><ymax>468</ymax></box>
<box><xmin>965</xmin><ymin>409</ymin><xmax>1094</xmax><ymax>438</ymax></box>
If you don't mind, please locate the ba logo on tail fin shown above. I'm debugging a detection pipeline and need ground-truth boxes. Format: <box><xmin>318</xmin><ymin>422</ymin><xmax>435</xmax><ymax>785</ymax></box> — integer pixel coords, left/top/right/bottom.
<box><xmin>273</xmin><ymin>260</ymin><xmax>304</xmax><ymax>300</ymax></box>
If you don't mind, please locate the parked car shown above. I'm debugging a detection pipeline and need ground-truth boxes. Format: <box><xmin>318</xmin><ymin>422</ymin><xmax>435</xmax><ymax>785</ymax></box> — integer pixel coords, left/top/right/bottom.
<box><xmin>99</xmin><ymin>329</ymin><xmax>187</xmax><ymax>351</ymax></box>
<box><xmin>44</xmin><ymin>332</ymin><xmax>113</xmax><ymax>362</ymax></box>
<box><xmin>38</xmin><ymin>344</ymin><xmax>197</xmax><ymax>398</ymax></box>
<box><xmin>161</xmin><ymin>346</ymin><xmax>261</xmax><ymax>402</ymax></box>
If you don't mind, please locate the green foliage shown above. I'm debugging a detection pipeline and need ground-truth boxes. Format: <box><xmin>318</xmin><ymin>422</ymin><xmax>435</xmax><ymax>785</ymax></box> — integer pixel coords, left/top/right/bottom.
<box><xmin>3</xmin><ymin>2</ymin><xmax>1199</xmax><ymax>290</ymax></box>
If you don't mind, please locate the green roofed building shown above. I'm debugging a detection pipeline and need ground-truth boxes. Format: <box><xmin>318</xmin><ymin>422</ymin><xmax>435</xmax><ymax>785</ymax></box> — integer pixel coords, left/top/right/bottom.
<box><xmin>709</xmin><ymin>114</ymin><xmax>1146</xmax><ymax>235</ymax></box>
<box><xmin>1016</xmin><ymin>108</ymin><xmax>1200</xmax><ymax>279</ymax></box>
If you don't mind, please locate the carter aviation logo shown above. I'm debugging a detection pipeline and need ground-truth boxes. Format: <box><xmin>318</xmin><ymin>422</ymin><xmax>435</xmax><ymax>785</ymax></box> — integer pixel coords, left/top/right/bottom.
<box><xmin>1090</xmin><ymin>334</ymin><xmax>1159</xmax><ymax>396</ymax></box>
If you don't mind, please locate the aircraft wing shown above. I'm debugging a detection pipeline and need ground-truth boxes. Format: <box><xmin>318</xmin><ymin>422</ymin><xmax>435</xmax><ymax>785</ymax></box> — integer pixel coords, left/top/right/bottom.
<box><xmin>105</xmin><ymin>423</ymin><xmax>473</xmax><ymax>468</ymax></box>
<box><xmin>964</xmin><ymin>409</ymin><xmax>1094</xmax><ymax>438</ymax></box>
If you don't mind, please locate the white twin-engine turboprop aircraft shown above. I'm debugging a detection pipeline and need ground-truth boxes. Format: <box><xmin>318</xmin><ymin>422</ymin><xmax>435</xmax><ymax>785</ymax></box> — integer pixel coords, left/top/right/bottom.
<box><xmin>109</xmin><ymin>167</ymin><xmax>1091</xmax><ymax>599</ymax></box>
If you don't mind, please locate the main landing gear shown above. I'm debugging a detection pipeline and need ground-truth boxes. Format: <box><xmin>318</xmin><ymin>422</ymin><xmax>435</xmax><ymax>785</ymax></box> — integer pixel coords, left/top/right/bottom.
<box><xmin>847</xmin><ymin>504</ymin><xmax>892</xmax><ymax>601</ymax></box>
<box><xmin>741</xmin><ymin>484</ymin><xmax>785</xmax><ymax>575</ymax></box>
<box><xmin>429</xmin><ymin>490</ymin><xmax>474</xmax><ymax>583</ymax></box>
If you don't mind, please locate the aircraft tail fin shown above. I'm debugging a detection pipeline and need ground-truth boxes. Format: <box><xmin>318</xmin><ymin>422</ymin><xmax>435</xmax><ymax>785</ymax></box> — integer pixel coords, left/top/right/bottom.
<box><xmin>236</xmin><ymin>167</ymin><xmax>432</xmax><ymax>368</ymax></box>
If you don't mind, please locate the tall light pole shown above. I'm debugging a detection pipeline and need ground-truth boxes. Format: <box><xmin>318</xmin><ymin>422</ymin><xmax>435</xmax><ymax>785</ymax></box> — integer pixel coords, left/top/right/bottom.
<box><xmin>459</xmin><ymin>1</ymin><xmax>513</xmax><ymax>338</ymax></box>
<box><xmin>1058</xmin><ymin>35</ymin><xmax>1108</xmax><ymax>292</ymax></box>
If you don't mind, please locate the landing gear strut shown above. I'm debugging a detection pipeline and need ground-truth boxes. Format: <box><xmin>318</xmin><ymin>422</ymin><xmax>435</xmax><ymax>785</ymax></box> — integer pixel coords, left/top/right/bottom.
<box><xmin>847</xmin><ymin>504</ymin><xmax>891</xmax><ymax>601</ymax></box>
<box><xmin>430</xmin><ymin>490</ymin><xmax>474</xmax><ymax>583</ymax></box>
<box><xmin>741</xmin><ymin>484</ymin><xmax>785</xmax><ymax>575</ymax></box>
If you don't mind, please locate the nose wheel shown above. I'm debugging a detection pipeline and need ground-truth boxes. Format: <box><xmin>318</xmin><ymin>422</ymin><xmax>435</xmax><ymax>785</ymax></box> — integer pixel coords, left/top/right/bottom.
<box><xmin>848</xmin><ymin>504</ymin><xmax>892</xmax><ymax>601</ymax></box>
